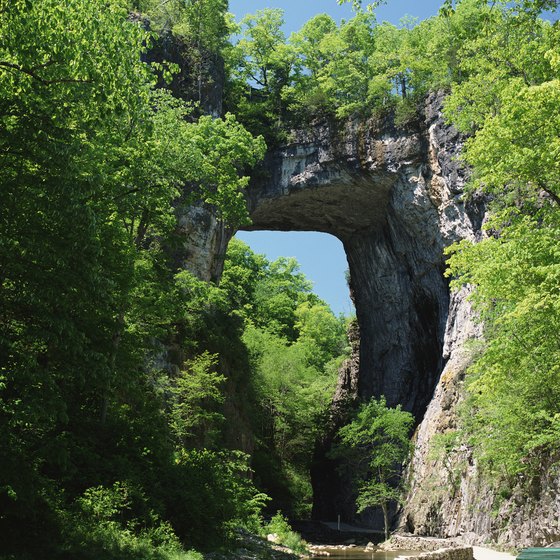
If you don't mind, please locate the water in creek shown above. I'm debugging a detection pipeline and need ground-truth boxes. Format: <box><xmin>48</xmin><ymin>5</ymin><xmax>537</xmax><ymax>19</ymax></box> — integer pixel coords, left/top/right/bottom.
<box><xmin>309</xmin><ymin>549</ymin><xmax>419</xmax><ymax>559</ymax></box>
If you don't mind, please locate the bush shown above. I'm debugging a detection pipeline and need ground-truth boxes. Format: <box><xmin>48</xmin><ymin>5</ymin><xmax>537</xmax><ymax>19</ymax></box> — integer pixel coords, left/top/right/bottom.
<box><xmin>262</xmin><ymin>512</ymin><xmax>308</xmax><ymax>555</ymax></box>
<box><xmin>61</xmin><ymin>482</ymin><xmax>204</xmax><ymax>560</ymax></box>
<box><xmin>165</xmin><ymin>450</ymin><xmax>269</xmax><ymax>550</ymax></box>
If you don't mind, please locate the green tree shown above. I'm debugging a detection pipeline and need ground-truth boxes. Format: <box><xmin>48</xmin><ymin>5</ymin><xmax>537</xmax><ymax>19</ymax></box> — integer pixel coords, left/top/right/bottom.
<box><xmin>332</xmin><ymin>397</ymin><xmax>414</xmax><ymax>539</ymax></box>
<box><xmin>226</xmin><ymin>8</ymin><xmax>297</xmax><ymax>141</ymax></box>
<box><xmin>222</xmin><ymin>241</ymin><xmax>318</xmax><ymax>340</ymax></box>
<box><xmin>287</xmin><ymin>14</ymin><xmax>339</xmax><ymax>114</ymax></box>
<box><xmin>168</xmin><ymin>352</ymin><xmax>225</xmax><ymax>448</ymax></box>
<box><xmin>218</xmin><ymin>237</ymin><xmax>268</xmax><ymax>317</ymax></box>
<box><xmin>131</xmin><ymin>0</ymin><xmax>230</xmax><ymax>105</ymax></box>
<box><xmin>294</xmin><ymin>301</ymin><xmax>347</xmax><ymax>370</ymax></box>
<box><xmin>222</xmin><ymin>240</ymin><xmax>348</xmax><ymax>515</ymax></box>
<box><xmin>446</xmin><ymin>210</ymin><xmax>560</xmax><ymax>481</ymax></box>
<box><xmin>0</xmin><ymin>0</ymin><xmax>265</xmax><ymax>554</ymax></box>
<box><xmin>462</xmin><ymin>77</ymin><xmax>560</xmax><ymax>204</ymax></box>
<box><xmin>243</xmin><ymin>324</ymin><xmax>340</xmax><ymax>515</ymax></box>
<box><xmin>440</xmin><ymin>2</ymin><xmax>560</xmax><ymax>487</ymax></box>
<box><xmin>252</xmin><ymin>257</ymin><xmax>317</xmax><ymax>341</ymax></box>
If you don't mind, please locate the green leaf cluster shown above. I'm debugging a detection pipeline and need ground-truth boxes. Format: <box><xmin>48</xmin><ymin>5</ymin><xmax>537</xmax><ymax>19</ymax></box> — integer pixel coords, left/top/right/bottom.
<box><xmin>440</xmin><ymin>1</ymin><xmax>560</xmax><ymax>491</ymax></box>
<box><xmin>130</xmin><ymin>0</ymin><xmax>230</xmax><ymax>106</ymax></box>
<box><xmin>225</xmin><ymin>0</ymin><xmax>499</xmax><ymax>132</ymax></box>
<box><xmin>221</xmin><ymin>239</ymin><xmax>350</xmax><ymax>516</ymax></box>
<box><xmin>0</xmin><ymin>0</ymin><xmax>265</xmax><ymax>556</ymax></box>
<box><xmin>262</xmin><ymin>512</ymin><xmax>308</xmax><ymax>555</ymax></box>
<box><xmin>331</xmin><ymin>397</ymin><xmax>414</xmax><ymax>539</ymax></box>
<box><xmin>446</xmin><ymin>211</ymin><xmax>560</xmax><ymax>481</ymax></box>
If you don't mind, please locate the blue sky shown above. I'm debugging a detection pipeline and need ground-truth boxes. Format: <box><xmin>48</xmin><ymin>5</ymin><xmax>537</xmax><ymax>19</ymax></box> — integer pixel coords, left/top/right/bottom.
<box><xmin>228</xmin><ymin>0</ymin><xmax>445</xmax><ymax>32</ymax></box>
<box><xmin>229</xmin><ymin>0</ymin><xmax>445</xmax><ymax>316</ymax></box>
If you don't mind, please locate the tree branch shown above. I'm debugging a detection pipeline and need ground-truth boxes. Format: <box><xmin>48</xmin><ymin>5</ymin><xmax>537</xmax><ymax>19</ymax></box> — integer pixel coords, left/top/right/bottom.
<box><xmin>537</xmin><ymin>181</ymin><xmax>560</xmax><ymax>206</ymax></box>
<box><xmin>0</xmin><ymin>61</ymin><xmax>92</xmax><ymax>85</ymax></box>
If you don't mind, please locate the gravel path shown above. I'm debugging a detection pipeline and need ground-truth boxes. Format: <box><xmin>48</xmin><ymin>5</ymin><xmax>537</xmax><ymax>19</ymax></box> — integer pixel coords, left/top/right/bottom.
<box><xmin>473</xmin><ymin>546</ymin><xmax>516</xmax><ymax>560</ymax></box>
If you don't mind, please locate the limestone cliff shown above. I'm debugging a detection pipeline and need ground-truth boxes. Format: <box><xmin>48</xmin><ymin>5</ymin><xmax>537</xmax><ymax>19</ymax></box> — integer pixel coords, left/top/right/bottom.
<box><xmin>401</xmin><ymin>286</ymin><xmax>560</xmax><ymax>548</ymax></box>
<box><xmin>244</xmin><ymin>91</ymin><xmax>484</xmax><ymax>419</ymax></box>
<box><xmin>238</xmin><ymin>91</ymin><xmax>486</xmax><ymax>522</ymax></box>
<box><xmin>175</xmin><ymin>81</ymin><xmax>558</xmax><ymax>546</ymax></box>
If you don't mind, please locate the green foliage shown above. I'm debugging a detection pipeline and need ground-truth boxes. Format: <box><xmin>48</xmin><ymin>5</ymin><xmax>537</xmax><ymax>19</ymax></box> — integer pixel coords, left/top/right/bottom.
<box><xmin>443</xmin><ymin>6</ymin><xmax>556</xmax><ymax>135</ymax></box>
<box><xmin>222</xmin><ymin>239</ymin><xmax>320</xmax><ymax>341</ymax></box>
<box><xmin>446</xmin><ymin>210</ymin><xmax>560</xmax><ymax>481</ymax></box>
<box><xmin>168</xmin><ymin>449</ymin><xmax>266</xmax><ymax>549</ymax></box>
<box><xmin>130</xmin><ymin>0</ymin><xmax>230</xmax><ymax>105</ymax></box>
<box><xmin>462</xmin><ymin>77</ymin><xmax>560</xmax><ymax>203</ymax></box>
<box><xmin>227</xmin><ymin>0</ymin><xmax>558</xmax><ymax>137</ymax></box>
<box><xmin>252</xmin><ymin>257</ymin><xmax>315</xmax><ymax>341</ymax></box>
<box><xmin>332</xmin><ymin>397</ymin><xmax>414</xmax><ymax>539</ymax></box>
<box><xmin>221</xmin><ymin>240</ymin><xmax>349</xmax><ymax>516</ymax></box>
<box><xmin>244</xmin><ymin>324</ymin><xmax>337</xmax><ymax>460</ymax></box>
<box><xmin>226</xmin><ymin>1</ymin><xmax>493</xmax><ymax>129</ymax></box>
<box><xmin>262</xmin><ymin>512</ymin><xmax>308</xmax><ymax>555</ymax></box>
<box><xmin>224</xmin><ymin>8</ymin><xmax>296</xmax><ymax>143</ymax></box>
<box><xmin>242</xmin><ymin>314</ymin><xmax>343</xmax><ymax>515</ymax></box>
<box><xmin>294</xmin><ymin>301</ymin><xmax>348</xmax><ymax>370</ymax></box>
<box><xmin>168</xmin><ymin>352</ymin><xmax>225</xmax><ymax>448</ymax></box>
<box><xmin>439</xmin><ymin>1</ymin><xmax>560</xmax><ymax>493</ymax></box>
<box><xmin>62</xmin><ymin>482</ymin><xmax>204</xmax><ymax>560</ymax></box>
<box><xmin>0</xmin><ymin>0</ymin><xmax>265</xmax><ymax>557</ymax></box>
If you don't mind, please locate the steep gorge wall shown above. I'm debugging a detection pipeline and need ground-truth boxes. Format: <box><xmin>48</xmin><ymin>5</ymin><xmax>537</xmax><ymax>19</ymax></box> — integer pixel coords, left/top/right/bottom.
<box><xmin>238</xmin><ymin>92</ymin><xmax>487</xmax><ymax>523</ymax></box>
<box><xmin>243</xmin><ymin>92</ymin><xmax>484</xmax><ymax>416</ymax></box>
<box><xmin>401</xmin><ymin>288</ymin><xmax>560</xmax><ymax>549</ymax></box>
<box><xmin>177</xmin><ymin>82</ymin><xmax>559</xmax><ymax>546</ymax></box>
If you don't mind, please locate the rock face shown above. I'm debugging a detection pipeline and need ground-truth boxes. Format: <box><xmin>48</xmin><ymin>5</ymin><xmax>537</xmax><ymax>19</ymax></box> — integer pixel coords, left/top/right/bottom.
<box><xmin>401</xmin><ymin>289</ymin><xmax>560</xmax><ymax>548</ymax></box>
<box><xmin>175</xmin><ymin>203</ymin><xmax>233</xmax><ymax>282</ymax></box>
<box><xmin>176</xmin><ymin>85</ymin><xmax>558</xmax><ymax>546</ymax></box>
<box><xmin>239</xmin><ymin>92</ymin><xmax>486</xmax><ymax>522</ymax></box>
<box><xmin>244</xmin><ymin>92</ymin><xmax>484</xmax><ymax>420</ymax></box>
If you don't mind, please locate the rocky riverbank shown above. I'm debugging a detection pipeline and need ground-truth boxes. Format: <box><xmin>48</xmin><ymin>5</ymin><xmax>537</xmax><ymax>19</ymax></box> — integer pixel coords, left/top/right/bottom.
<box><xmin>204</xmin><ymin>530</ymin><xmax>300</xmax><ymax>560</ymax></box>
<box><xmin>378</xmin><ymin>535</ymin><xmax>465</xmax><ymax>552</ymax></box>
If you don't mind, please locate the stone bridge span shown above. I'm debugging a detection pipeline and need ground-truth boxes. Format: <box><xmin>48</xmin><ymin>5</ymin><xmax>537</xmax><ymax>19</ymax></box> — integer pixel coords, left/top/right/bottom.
<box><xmin>238</xmin><ymin>94</ymin><xmax>485</xmax><ymax>520</ymax></box>
<box><xmin>177</xmin><ymin>93</ymin><xmax>484</xmax><ymax>522</ymax></box>
<box><xmin>242</xmin><ymin>93</ymin><xmax>483</xmax><ymax>421</ymax></box>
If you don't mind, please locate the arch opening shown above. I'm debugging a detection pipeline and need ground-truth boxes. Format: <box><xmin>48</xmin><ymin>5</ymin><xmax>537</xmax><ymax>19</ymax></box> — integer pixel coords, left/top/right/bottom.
<box><xmin>232</xmin><ymin>118</ymin><xmax>452</xmax><ymax>522</ymax></box>
<box><xmin>235</xmin><ymin>230</ymin><xmax>353</xmax><ymax>317</ymax></box>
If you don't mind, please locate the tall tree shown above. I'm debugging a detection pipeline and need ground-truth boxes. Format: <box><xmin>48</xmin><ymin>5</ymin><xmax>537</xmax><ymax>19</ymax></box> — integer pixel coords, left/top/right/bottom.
<box><xmin>0</xmin><ymin>0</ymin><xmax>265</xmax><ymax>554</ymax></box>
<box><xmin>332</xmin><ymin>398</ymin><xmax>414</xmax><ymax>540</ymax></box>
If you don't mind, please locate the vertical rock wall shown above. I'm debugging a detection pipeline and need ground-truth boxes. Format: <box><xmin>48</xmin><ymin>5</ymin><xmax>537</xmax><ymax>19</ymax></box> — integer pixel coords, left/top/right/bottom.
<box><xmin>170</xmin><ymin>67</ymin><xmax>559</xmax><ymax>544</ymax></box>
<box><xmin>240</xmin><ymin>92</ymin><xmax>487</xmax><ymax>523</ymax></box>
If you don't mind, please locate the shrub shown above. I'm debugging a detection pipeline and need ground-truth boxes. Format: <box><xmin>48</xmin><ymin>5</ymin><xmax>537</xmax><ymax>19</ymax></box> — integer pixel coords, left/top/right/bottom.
<box><xmin>262</xmin><ymin>512</ymin><xmax>308</xmax><ymax>555</ymax></box>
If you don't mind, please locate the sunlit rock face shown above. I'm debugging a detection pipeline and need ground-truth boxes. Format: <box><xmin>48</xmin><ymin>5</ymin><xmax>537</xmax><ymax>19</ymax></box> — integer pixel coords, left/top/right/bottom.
<box><xmin>243</xmin><ymin>92</ymin><xmax>483</xmax><ymax>419</ymax></box>
<box><xmin>178</xmin><ymin>81</ymin><xmax>559</xmax><ymax>545</ymax></box>
<box><xmin>239</xmin><ymin>92</ymin><xmax>486</xmax><ymax>522</ymax></box>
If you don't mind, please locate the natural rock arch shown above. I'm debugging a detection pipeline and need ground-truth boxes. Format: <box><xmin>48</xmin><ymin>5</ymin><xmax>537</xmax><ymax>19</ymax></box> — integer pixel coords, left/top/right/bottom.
<box><xmin>179</xmin><ymin>92</ymin><xmax>485</xmax><ymax>523</ymax></box>
<box><xmin>241</xmin><ymin>94</ymin><xmax>483</xmax><ymax>419</ymax></box>
<box><xmin>238</xmin><ymin>94</ymin><xmax>486</xmax><ymax>521</ymax></box>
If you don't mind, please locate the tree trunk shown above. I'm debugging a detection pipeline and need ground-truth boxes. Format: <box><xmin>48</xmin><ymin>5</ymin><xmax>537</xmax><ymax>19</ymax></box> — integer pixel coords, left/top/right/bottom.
<box><xmin>381</xmin><ymin>501</ymin><xmax>389</xmax><ymax>541</ymax></box>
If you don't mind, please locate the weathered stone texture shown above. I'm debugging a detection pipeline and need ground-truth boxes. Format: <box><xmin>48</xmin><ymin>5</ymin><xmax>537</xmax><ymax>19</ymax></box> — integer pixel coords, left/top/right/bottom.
<box><xmin>176</xmin><ymin>87</ymin><xmax>558</xmax><ymax>547</ymax></box>
<box><xmin>243</xmin><ymin>92</ymin><xmax>484</xmax><ymax>422</ymax></box>
<box><xmin>175</xmin><ymin>204</ymin><xmax>232</xmax><ymax>283</ymax></box>
<box><xmin>397</xmin><ymin>547</ymin><xmax>474</xmax><ymax>560</ymax></box>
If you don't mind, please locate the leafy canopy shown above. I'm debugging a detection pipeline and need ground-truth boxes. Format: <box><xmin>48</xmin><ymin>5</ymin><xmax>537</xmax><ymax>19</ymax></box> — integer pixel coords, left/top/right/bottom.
<box><xmin>332</xmin><ymin>397</ymin><xmax>414</xmax><ymax>539</ymax></box>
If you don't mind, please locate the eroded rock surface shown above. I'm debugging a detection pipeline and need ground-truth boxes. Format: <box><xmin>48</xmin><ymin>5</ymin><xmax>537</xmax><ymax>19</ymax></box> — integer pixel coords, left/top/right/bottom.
<box><xmin>237</xmin><ymin>92</ymin><xmax>487</xmax><ymax>522</ymax></box>
<box><xmin>243</xmin><ymin>92</ymin><xmax>483</xmax><ymax>422</ymax></box>
<box><xmin>177</xmin><ymin>89</ymin><xmax>558</xmax><ymax>547</ymax></box>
